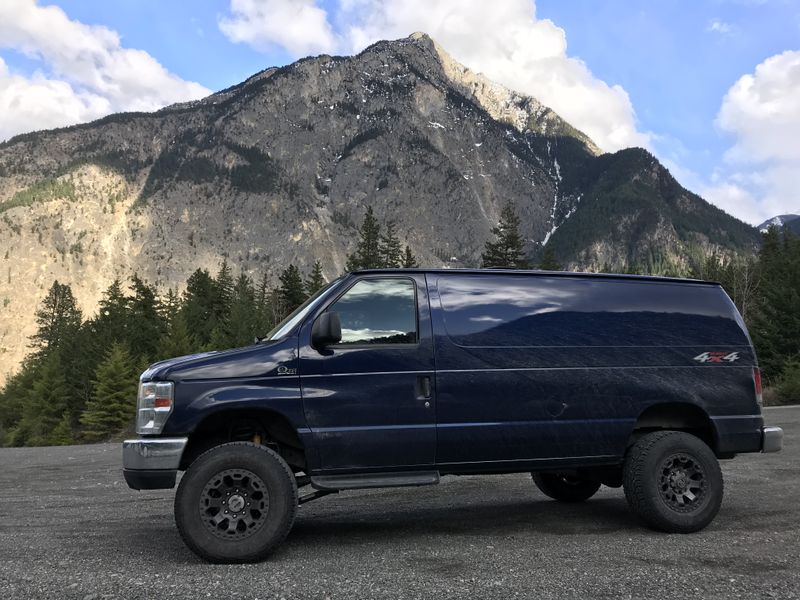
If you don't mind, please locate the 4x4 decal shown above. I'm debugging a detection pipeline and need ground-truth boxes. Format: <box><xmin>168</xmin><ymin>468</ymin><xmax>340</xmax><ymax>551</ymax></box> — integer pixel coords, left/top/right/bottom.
<box><xmin>693</xmin><ymin>351</ymin><xmax>740</xmax><ymax>363</ymax></box>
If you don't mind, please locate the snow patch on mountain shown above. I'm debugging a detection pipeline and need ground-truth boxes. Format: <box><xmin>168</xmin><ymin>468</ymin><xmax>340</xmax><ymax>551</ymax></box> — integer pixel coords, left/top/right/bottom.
<box><xmin>758</xmin><ymin>214</ymin><xmax>800</xmax><ymax>233</ymax></box>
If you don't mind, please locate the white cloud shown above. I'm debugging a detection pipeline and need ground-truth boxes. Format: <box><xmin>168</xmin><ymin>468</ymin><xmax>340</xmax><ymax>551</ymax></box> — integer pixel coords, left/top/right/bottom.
<box><xmin>0</xmin><ymin>57</ymin><xmax>107</xmax><ymax>138</ymax></box>
<box><xmin>707</xmin><ymin>19</ymin><xmax>734</xmax><ymax>35</ymax></box>
<box><xmin>705</xmin><ymin>50</ymin><xmax>800</xmax><ymax>224</ymax></box>
<box><xmin>219</xmin><ymin>0</ymin><xmax>339</xmax><ymax>57</ymax></box>
<box><xmin>0</xmin><ymin>0</ymin><xmax>210</xmax><ymax>141</ymax></box>
<box><xmin>702</xmin><ymin>182</ymin><xmax>767</xmax><ymax>226</ymax></box>
<box><xmin>717</xmin><ymin>50</ymin><xmax>800</xmax><ymax>164</ymax></box>
<box><xmin>218</xmin><ymin>0</ymin><xmax>649</xmax><ymax>152</ymax></box>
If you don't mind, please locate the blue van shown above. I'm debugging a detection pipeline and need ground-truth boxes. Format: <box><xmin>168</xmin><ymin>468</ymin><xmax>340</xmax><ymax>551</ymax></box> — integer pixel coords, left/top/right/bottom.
<box><xmin>123</xmin><ymin>269</ymin><xmax>783</xmax><ymax>563</ymax></box>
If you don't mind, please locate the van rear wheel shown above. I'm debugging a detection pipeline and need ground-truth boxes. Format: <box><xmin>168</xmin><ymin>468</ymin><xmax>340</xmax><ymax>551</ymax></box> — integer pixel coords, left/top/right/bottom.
<box><xmin>532</xmin><ymin>473</ymin><xmax>601</xmax><ymax>502</ymax></box>
<box><xmin>175</xmin><ymin>442</ymin><xmax>298</xmax><ymax>563</ymax></box>
<box><xmin>623</xmin><ymin>431</ymin><xmax>723</xmax><ymax>533</ymax></box>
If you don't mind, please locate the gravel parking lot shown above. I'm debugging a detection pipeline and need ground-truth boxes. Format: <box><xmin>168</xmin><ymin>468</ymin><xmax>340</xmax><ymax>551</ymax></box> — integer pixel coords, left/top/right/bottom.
<box><xmin>0</xmin><ymin>406</ymin><xmax>797</xmax><ymax>599</ymax></box>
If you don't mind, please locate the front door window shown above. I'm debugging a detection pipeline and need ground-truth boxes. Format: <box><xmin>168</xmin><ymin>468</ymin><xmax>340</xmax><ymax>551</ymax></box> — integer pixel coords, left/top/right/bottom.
<box><xmin>330</xmin><ymin>278</ymin><xmax>417</xmax><ymax>345</ymax></box>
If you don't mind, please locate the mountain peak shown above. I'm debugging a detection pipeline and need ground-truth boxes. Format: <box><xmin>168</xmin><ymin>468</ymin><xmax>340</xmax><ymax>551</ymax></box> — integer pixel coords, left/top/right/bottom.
<box><xmin>398</xmin><ymin>32</ymin><xmax>602</xmax><ymax>155</ymax></box>
<box><xmin>408</xmin><ymin>31</ymin><xmax>433</xmax><ymax>42</ymax></box>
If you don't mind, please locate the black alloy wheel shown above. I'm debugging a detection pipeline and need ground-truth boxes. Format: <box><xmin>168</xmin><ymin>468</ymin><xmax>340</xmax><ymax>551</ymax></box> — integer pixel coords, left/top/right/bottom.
<box><xmin>199</xmin><ymin>468</ymin><xmax>269</xmax><ymax>540</ymax></box>
<box><xmin>658</xmin><ymin>453</ymin><xmax>707</xmax><ymax>513</ymax></box>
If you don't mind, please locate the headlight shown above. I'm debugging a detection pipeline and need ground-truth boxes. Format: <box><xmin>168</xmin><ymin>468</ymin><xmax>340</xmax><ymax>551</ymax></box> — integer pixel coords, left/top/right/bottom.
<box><xmin>136</xmin><ymin>381</ymin><xmax>174</xmax><ymax>435</ymax></box>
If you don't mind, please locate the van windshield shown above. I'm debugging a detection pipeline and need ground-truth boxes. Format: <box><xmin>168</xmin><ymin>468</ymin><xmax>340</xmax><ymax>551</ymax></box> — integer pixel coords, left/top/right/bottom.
<box><xmin>264</xmin><ymin>276</ymin><xmax>344</xmax><ymax>341</ymax></box>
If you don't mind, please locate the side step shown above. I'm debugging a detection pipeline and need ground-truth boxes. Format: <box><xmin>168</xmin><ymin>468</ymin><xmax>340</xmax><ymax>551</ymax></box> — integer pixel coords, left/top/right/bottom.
<box><xmin>310</xmin><ymin>471</ymin><xmax>440</xmax><ymax>491</ymax></box>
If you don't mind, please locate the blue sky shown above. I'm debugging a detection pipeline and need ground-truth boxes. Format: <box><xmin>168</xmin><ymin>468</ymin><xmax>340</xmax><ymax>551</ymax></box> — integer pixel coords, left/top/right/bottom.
<box><xmin>0</xmin><ymin>0</ymin><xmax>798</xmax><ymax>224</ymax></box>
<box><xmin>537</xmin><ymin>0</ymin><xmax>800</xmax><ymax>203</ymax></box>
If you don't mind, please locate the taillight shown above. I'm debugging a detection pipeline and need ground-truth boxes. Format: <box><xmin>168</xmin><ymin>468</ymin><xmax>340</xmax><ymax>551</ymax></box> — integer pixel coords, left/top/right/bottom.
<box><xmin>753</xmin><ymin>367</ymin><xmax>763</xmax><ymax>406</ymax></box>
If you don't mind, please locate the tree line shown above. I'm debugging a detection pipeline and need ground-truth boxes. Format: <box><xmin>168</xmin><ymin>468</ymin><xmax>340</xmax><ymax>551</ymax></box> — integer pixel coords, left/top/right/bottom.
<box><xmin>1</xmin><ymin>203</ymin><xmax>797</xmax><ymax>447</ymax></box>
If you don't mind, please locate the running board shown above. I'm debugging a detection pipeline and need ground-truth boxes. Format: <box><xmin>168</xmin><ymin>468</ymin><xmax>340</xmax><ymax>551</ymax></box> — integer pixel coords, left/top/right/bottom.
<box><xmin>310</xmin><ymin>471</ymin><xmax>440</xmax><ymax>491</ymax></box>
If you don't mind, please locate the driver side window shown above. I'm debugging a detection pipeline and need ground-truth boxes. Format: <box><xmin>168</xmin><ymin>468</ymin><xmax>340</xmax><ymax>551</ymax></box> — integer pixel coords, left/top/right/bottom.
<box><xmin>330</xmin><ymin>278</ymin><xmax>418</xmax><ymax>345</ymax></box>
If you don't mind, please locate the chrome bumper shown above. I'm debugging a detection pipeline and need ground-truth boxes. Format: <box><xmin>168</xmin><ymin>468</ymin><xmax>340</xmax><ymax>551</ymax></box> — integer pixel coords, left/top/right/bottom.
<box><xmin>761</xmin><ymin>426</ymin><xmax>783</xmax><ymax>453</ymax></box>
<box><xmin>122</xmin><ymin>437</ymin><xmax>188</xmax><ymax>471</ymax></box>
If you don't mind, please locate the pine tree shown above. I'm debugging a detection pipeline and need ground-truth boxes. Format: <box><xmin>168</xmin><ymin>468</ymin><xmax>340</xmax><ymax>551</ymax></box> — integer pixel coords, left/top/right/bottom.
<box><xmin>182</xmin><ymin>268</ymin><xmax>216</xmax><ymax>346</ymax></box>
<box><xmin>50</xmin><ymin>414</ymin><xmax>74</xmax><ymax>446</ymax></box>
<box><xmin>227</xmin><ymin>273</ymin><xmax>257</xmax><ymax>347</ymax></box>
<box><xmin>254</xmin><ymin>272</ymin><xmax>274</xmax><ymax>336</ymax></box>
<box><xmin>268</xmin><ymin>287</ymin><xmax>286</xmax><ymax>330</ymax></box>
<box><xmin>94</xmin><ymin>279</ymin><xmax>129</xmax><ymax>346</ymax></box>
<box><xmin>305</xmin><ymin>261</ymin><xmax>326</xmax><ymax>296</ymax></box>
<box><xmin>279</xmin><ymin>265</ymin><xmax>306</xmax><ymax>314</ymax></box>
<box><xmin>207</xmin><ymin>324</ymin><xmax>230</xmax><ymax>351</ymax></box>
<box><xmin>31</xmin><ymin>281</ymin><xmax>82</xmax><ymax>357</ymax></box>
<box><xmin>160</xmin><ymin>313</ymin><xmax>196</xmax><ymax>358</ymax></box>
<box><xmin>346</xmin><ymin>206</ymin><xmax>382</xmax><ymax>270</ymax></box>
<box><xmin>12</xmin><ymin>353</ymin><xmax>71</xmax><ymax>446</ymax></box>
<box><xmin>80</xmin><ymin>280</ymin><xmax>129</xmax><ymax>393</ymax></box>
<box><xmin>0</xmin><ymin>361</ymin><xmax>38</xmax><ymax>445</ymax></box>
<box><xmin>160</xmin><ymin>288</ymin><xmax>182</xmax><ymax>329</ymax></box>
<box><xmin>481</xmin><ymin>203</ymin><xmax>530</xmax><ymax>268</ymax></box>
<box><xmin>538</xmin><ymin>246</ymin><xmax>562</xmax><ymax>270</ymax></box>
<box><xmin>380</xmin><ymin>222</ymin><xmax>403</xmax><ymax>268</ymax></box>
<box><xmin>59</xmin><ymin>323</ymin><xmax>97</xmax><ymax>428</ymax></box>
<box><xmin>80</xmin><ymin>343</ymin><xmax>139</xmax><ymax>442</ymax></box>
<box><xmin>127</xmin><ymin>275</ymin><xmax>164</xmax><ymax>362</ymax></box>
<box><xmin>213</xmin><ymin>260</ymin><xmax>235</xmax><ymax>329</ymax></box>
<box><xmin>29</xmin><ymin>282</ymin><xmax>89</xmax><ymax>429</ymax></box>
<box><xmin>402</xmin><ymin>245</ymin><xmax>418</xmax><ymax>268</ymax></box>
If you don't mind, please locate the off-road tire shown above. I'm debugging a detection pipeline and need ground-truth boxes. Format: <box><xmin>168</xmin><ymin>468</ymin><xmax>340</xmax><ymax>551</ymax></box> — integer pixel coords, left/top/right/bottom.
<box><xmin>532</xmin><ymin>473</ymin><xmax>602</xmax><ymax>502</ymax></box>
<box><xmin>623</xmin><ymin>431</ymin><xmax>723</xmax><ymax>533</ymax></box>
<box><xmin>175</xmin><ymin>442</ymin><xmax>298</xmax><ymax>563</ymax></box>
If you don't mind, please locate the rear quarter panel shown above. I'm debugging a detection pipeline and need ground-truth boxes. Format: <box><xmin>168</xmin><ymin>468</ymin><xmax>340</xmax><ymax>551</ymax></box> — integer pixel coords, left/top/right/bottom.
<box><xmin>429</xmin><ymin>274</ymin><xmax>758</xmax><ymax>466</ymax></box>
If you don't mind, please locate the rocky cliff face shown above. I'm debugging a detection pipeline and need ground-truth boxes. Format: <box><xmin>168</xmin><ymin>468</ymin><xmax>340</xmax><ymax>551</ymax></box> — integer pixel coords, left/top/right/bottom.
<box><xmin>0</xmin><ymin>33</ymin><xmax>759</xmax><ymax>381</ymax></box>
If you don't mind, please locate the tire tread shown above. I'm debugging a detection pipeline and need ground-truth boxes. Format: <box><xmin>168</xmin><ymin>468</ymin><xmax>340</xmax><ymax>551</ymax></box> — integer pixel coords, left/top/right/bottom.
<box><xmin>175</xmin><ymin>441</ymin><xmax>298</xmax><ymax>563</ymax></box>
<box><xmin>623</xmin><ymin>431</ymin><xmax>723</xmax><ymax>533</ymax></box>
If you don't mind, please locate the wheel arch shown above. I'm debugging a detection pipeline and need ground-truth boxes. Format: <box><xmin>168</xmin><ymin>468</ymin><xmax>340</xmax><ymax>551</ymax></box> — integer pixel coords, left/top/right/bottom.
<box><xmin>179</xmin><ymin>408</ymin><xmax>307</xmax><ymax>471</ymax></box>
<box><xmin>630</xmin><ymin>402</ymin><xmax>719</xmax><ymax>454</ymax></box>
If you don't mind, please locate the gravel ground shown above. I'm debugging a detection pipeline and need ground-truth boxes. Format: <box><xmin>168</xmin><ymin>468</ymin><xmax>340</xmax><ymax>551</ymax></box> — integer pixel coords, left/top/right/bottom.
<box><xmin>0</xmin><ymin>406</ymin><xmax>797</xmax><ymax>599</ymax></box>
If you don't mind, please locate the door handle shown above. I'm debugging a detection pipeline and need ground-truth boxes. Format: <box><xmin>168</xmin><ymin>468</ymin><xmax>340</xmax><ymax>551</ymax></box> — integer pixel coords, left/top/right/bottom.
<box><xmin>416</xmin><ymin>375</ymin><xmax>431</xmax><ymax>400</ymax></box>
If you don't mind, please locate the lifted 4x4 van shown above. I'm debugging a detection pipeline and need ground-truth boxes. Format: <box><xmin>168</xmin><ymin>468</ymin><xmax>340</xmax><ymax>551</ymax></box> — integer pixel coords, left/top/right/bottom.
<box><xmin>123</xmin><ymin>269</ymin><xmax>782</xmax><ymax>563</ymax></box>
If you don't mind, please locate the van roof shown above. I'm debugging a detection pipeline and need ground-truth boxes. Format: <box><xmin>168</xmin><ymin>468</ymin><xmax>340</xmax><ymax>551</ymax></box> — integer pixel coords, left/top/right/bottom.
<box><xmin>351</xmin><ymin>268</ymin><xmax>719</xmax><ymax>286</ymax></box>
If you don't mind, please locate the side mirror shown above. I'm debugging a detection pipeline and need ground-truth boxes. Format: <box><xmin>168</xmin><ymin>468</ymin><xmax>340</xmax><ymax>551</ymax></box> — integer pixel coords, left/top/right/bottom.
<box><xmin>312</xmin><ymin>312</ymin><xmax>342</xmax><ymax>349</ymax></box>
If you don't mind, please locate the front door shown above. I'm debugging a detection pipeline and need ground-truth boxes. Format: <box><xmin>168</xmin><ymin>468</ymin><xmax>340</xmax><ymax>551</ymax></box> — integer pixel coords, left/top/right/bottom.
<box><xmin>299</xmin><ymin>274</ymin><xmax>436</xmax><ymax>472</ymax></box>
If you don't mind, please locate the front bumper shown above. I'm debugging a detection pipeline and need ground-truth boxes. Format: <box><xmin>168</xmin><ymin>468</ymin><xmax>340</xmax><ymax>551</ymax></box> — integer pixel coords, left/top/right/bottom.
<box><xmin>122</xmin><ymin>437</ymin><xmax>188</xmax><ymax>490</ymax></box>
<box><xmin>761</xmin><ymin>426</ymin><xmax>783</xmax><ymax>453</ymax></box>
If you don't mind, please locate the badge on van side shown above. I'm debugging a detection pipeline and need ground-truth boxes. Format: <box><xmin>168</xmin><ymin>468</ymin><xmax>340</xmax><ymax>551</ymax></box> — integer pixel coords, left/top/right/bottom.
<box><xmin>276</xmin><ymin>366</ymin><xmax>298</xmax><ymax>375</ymax></box>
<box><xmin>693</xmin><ymin>351</ymin><xmax>740</xmax><ymax>363</ymax></box>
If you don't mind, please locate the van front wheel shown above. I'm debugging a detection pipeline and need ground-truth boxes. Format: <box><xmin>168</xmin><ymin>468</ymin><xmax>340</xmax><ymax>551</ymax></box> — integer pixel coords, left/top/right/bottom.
<box><xmin>532</xmin><ymin>473</ymin><xmax>601</xmax><ymax>502</ymax></box>
<box><xmin>175</xmin><ymin>442</ymin><xmax>298</xmax><ymax>563</ymax></box>
<box><xmin>623</xmin><ymin>431</ymin><xmax>723</xmax><ymax>533</ymax></box>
